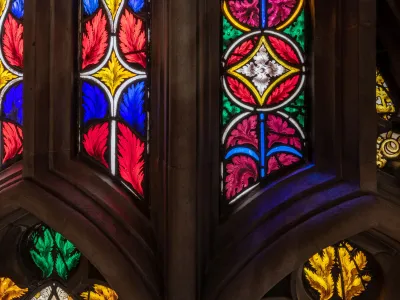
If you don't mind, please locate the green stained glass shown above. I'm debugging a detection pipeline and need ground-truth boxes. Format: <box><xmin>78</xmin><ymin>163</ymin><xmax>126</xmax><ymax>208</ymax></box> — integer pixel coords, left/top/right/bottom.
<box><xmin>29</xmin><ymin>225</ymin><xmax>81</xmax><ymax>281</ymax></box>
<box><xmin>222</xmin><ymin>93</ymin><xmax>242</xmax><ymax>126</ymax></box>
<box><xmin>284</xmin><ymin>93</ymin><xmax>306</xmax><ymax>127</ymax></box>
<box><xmin>54</xmin><ymin>231</ymin><xmax>81</xmax><ymax>280</ymax></box>
<box><xmin>222</xmin><ymin>16</ymin><xmax>243</xmax><ymax>51</ymax></box>
<box><xmin>283</xmin><ymin>10</ymin><xmax>305</xmax><ymax>50</ymax></box>
<box><xmin>29</xmin><ymin>227</ymin><xmax>54</xmax><ymax>278</ymax></box>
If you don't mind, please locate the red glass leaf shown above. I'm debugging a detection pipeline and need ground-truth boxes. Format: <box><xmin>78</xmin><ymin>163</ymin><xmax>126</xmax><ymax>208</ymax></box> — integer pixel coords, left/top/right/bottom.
<box><xmin>2</xmin><ymin>122</ymin><xmax>22</xmax><ymax>164</ymax></box>
<box><xmin>228</xmin><ymin>0</ymin><xmax>259</xmax><ymax>27</ymax></box>
<box><xmin>227</xmin><ymin>76</ymin><xmax>256</xmax><ymax>105</ymax></box>
<box><xmin>278</xmin><ymin>153</ymin><xmax>300</xmax><ymax>166</ymax></box>
<box><xmin>227</xmin><ymin>115</ymin><xmax>258</xmax><ymax>149</ymax></box>
<box><xmin>82</xmin><ymin>9</ymin><xmax>109</xmax><ymax>70</ymax></box>
<box><xmin>2</xmin><ymin>14</ymin><xmax>23</xmax><ymax>68</ymax></box>
<box><xmin>117</xmin><ymin>122</ymin><xmax>145</xmax><ymax>196</ymax></box>
<box><xmin>268</xmin><ymin>36</ymin><xmax>299</xmax><ymax>64</ymax></box>
<box><xmin>225</xmin><ymin>155</ymin><xmax>258</xmax><ymax>200</ymax></box>
<box><xmin>119</xmin><ymin>9</ymin><xmax>146</xmax><ymax>68</ymax></box>
<box><xmin>82</xmin><ymin>123</ymin><xmax>109</xmax><ymax>168</ymax></box>
<box><xmin>266</xmin><ymin>75</ymin><xmax>299</xmax><ymax>105</ymax></box>
<box><xmin>267</xmin><ymin>114</ymin><xmax>301</xmax><ymax>149</ymax></box>
<box><xmin>227</xmin><ymin>38</ymin><xmax>257</xmax><ymax>66</ymax></box>
<box><xmin>267</xmin><ymin>153</ymin><xmax>300</xmax><ymax>174</ymax></box>
<box><xmin>267</xmin><ymin>156</ymin><xmax>279</xmax><ymax>174</ymax></box>
<box><xmin>268</xmin><ymin>0</ymin><xmax>297</xmax><ymax>27</ymax></box>
<box><xmin>267</xmin><ymin>132</ymin><xmax>301</xmax><ymax>149</ymax></box>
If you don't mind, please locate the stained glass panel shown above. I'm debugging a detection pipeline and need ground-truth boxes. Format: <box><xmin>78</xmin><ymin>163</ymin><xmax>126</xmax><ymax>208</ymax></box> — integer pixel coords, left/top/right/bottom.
<box><xmin>22</xmin><ymin>224</ymin><xmax>81</xmax><ymax>281</ymax></box>
<box><xmin>0</xmin><ymin>279</ymin><xmax>118</xmax><ymax>299</ymax></box>
<box><xmin>302</xmin><ymin>241</ymin><xmax>381</xmax><ymax>300</ymax></box>
<box><xmin>0</xmin><ymin>0</ymin><xmax>24</xmax><ymax>169</ymax></box>
<box><xmin>0</xmin><ymin>277</ymin><xmax>28</xmax><ymax>299</ymax></box>
<box><xmin>376</xmin><ymin>69</ymin><xmax>395</xmax><ymax>120</ymax></box>
<box><xmin>376</xmin><ymin>69</ymin><xmax>400</xmax><ymax>174</ymax></box>
<box><xmin>221</xmin><ymin>0</ymin><xmax>308</xmax><ymax>203</ymax></box>
<box><xmin>79</xmin><ymin>0</ymin><xmax>149</xmax><ymax>200</ymax></box>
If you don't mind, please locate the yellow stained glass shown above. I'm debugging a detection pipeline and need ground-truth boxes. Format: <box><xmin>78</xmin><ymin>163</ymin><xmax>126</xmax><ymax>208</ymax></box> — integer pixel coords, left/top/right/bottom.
<box><xmin>0</xmin><ymin>277</ymin><xmax>28</xmax><ymax>300</ymax></box>
<box><xmin>377</xmin><ymin>131</ymin><xmax>400</xmax><ymax>169</ymax></box>
<box><xmin>376</xmin><ymin>69</ymin><xmax>395</xmax><ymax>120</ymax></box>
<box><xmin>94</xmin><ymin>52</ymin><xmax>136</xmax><ymax>96</ymax></box>
<box><xmin>80</xmin><ymin>284</ymin><xmax>118</xmax><ymax>300</ymax></box>
<box><xmin>304</xmin><ymin>242</ymin><xmax>372</xmax><ymax>300</ymax></box>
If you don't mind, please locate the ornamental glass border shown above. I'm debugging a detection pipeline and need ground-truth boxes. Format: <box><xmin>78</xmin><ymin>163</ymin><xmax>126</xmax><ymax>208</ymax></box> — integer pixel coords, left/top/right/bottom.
<box><xmin>220</xmin><ymin>0</ymin><xmax>309</xmax><ymax>204</ymax></box>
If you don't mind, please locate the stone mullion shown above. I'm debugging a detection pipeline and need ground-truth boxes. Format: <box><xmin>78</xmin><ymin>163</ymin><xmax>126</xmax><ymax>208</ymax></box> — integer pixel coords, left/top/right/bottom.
<box><xmin>23</xmin><ymin>0</ymin><xmax>52</xmax><ymax>177</ymax></box>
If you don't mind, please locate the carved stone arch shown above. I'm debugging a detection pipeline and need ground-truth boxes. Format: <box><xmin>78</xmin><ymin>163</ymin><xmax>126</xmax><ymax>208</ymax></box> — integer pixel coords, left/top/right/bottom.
<box><xmin>206</xmin><ymin>195</ymin><xmax>400</xmax><ymax>300</ymax></box>
<box><xmin>204</xmin><ymin>194</ymin><xmax>380</xmax><ymax>300</ymax></box>
<box><xmin>0</xmin><ymin>177</ymin><xmax>160</xmax><ymax>300</ymax></box>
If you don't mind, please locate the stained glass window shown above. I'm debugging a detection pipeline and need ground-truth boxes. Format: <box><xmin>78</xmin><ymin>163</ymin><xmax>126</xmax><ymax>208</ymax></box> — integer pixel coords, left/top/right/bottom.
<box><xmin>0</xmin><ymin>0</ymin><xmax>24</xmax><ymax>169</ymax></box>
<box><xmin>0</xmin><ymin>279</ymin><xmax>118</xmax><ymax>300</ymax></box>
<box><xmin>24</xmin><ymin>224</ymin><xmax>81</xmax><ymax>280</ymax></box>
<box><xmin>302</xmin><ymin>240</ymin><xmax>381</xmax><ymax>300</ymax></box>
<box><xmin>221</xmin><ymin>0</ymin><xmax>308</xmax><ymax>203</ymax></box>
<box><xmin>0</xmin><ymin>221</ymin><xmax>119</xmax><ymax>300</ymax></box>
<box><xmin>376</xmin><ymin>69</ymin><xmax>400</xmax><ymax>174</ymax></box>
<box><xmin>80</xmin><ymin>0</ymin><xmax>150</xmax><ymax>199</ymax></box>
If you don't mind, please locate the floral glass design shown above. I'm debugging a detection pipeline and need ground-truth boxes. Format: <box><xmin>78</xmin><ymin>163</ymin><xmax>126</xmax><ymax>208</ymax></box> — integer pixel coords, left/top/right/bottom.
<box><xmin>25</xmin><ymin>224</ymin><xmax>81</xmax><ymax>281</ymax></box>
<box><xmin>376</xmin><ymin>69</ymin><xmax>400</xmax><ymax>174</ymax></box>
<box><xmin>0</xmin><ymin>0</ymin><xmax>24</xmax><ymax>169</ymax></box>
<box><xmin>376</xmin><ymin>69</ymin><xmax>395</xmax><ymax>120</ymax></box>
<box><xmin>0</xmin><ymin>218</ymin><xmax>119</xmax><ymax>300</ymax></box>
<box><xmin>0</xmin><ymin>279</ymin><xmax>118</xmax><ymax>300</ymax></box>
<box><xmin>221</xmin><ymin>0</ymin><xmax>307</xmax><ymax>203</ymax></box>
<box><xmin>303</xmin><ymin>241</ymin><xmax>380</xmax><ymax>300</ymax></box>
<box><xmin>80</xmin><ymin>0</ymin><xmax>149</xmax><ymax>199</ymax></box>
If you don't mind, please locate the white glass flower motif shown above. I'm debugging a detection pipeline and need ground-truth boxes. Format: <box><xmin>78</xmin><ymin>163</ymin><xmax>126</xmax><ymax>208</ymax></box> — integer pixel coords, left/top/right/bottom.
<box><xmin>237</xmin><ymin>44</ymin><xmax>287</xmax><ymax>95</ymax></box>
<box><xmin>56</xmin><ymin>286</ymin><xmax>70</xmax><ymax>300</ymax></box>
<box><xmin>31</xmin><ymin>286</ymin><xmax>52</xmax><ymax>300</ymax></box>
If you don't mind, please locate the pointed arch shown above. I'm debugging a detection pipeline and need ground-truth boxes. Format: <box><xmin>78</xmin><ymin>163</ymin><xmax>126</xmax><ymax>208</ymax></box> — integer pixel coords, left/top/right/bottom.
<box><xmin>0</xmin><ymin>179</ymin><xmax>160</xmax><ymax>300</ymax></box>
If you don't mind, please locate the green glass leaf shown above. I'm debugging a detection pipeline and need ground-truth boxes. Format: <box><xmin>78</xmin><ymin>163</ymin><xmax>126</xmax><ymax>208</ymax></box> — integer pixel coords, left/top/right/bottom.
<box><xmin>29</xmin><ymin>226</ymin><xmax>55</xmax><ymax>278</ymax></box>
<box><xmin>285</xmin><ymin>94</ymin><xmax>306</xmax><ymax>127</ymax></box>
<box><xmin>222</xmin><ymin>93</ymin><xmax>242</xmax><ymax>126</ymax></box>
<box><xmin>29</xmin><ymin>224</ymin><xmax>81</xmax><ymax>281</ymax></box>
<box><xmin>222</xmin><ymin>16</ymin><xmax>243</xmax><ymax>51</ymax></box>
<box><xmin>284</xmin><ymin>92</ymin><xmax>306</xmax><ymax>127</ymax></box>
<box><xmin>283</xmin><ymin>10</ymin><xmax>305</xmax><ymax>50</ymax></box>
<box><xmin>54</xmin><ymin>231</ymin><xmax>81</xmax><ymax>280</ymax></box>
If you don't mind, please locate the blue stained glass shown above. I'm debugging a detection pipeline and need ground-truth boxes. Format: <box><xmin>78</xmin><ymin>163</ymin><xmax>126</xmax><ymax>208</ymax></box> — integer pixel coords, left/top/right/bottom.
<box><xmin>11</xmin><ymin>0</ymin><xmax>24</xmax><ymax>19</ymax></box>
<box><xmin>119</xmin><ymin>81</ymin><xmax>146</xmax><ymax>136</ymax></box>
<box><xmin>3</xmin><ymin>83</ymin><xmax>23</xmax><ymax>125</ymax></box>
<box><xmin>128</xmin><ymin>0</ymin><xmax>145</xmax><ymax>13</ymax></box>
<box><xmin>82</xmin><ymin>82</ymin><xmax>108</xmax><ymax>123</ymax></box>
<box><xmin>83</xmin><ymin>0</ymin><xmax>99</xmax><ymax>16</ymax></box>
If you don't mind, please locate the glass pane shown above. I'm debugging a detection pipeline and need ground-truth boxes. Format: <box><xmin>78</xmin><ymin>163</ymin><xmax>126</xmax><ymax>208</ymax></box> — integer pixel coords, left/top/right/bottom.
<box><xmin>79</xmin><ymin>0</ymin><xmax>150</xmax><ymax>200</ymax></box>
<box><xmin>0</xmin><ymin>0</ymin><xmax>24</xmax><ymax>169</ymax></box>
<box><xmin>221</xmin><ymin>0</ymin><xmax>308</xmax><ymax>204</ymax></box>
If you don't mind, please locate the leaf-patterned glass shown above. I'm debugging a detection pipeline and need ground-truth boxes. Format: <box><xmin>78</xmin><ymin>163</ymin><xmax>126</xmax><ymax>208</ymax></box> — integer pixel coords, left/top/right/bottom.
<box><xmin>0</xmin><ymin>280</ymin><xmax>119</xmax><ymax>300</ymax></box>
<box><xmin>27</xmin><ymin>224</ymin><xmax>81</xmax><ymax>281</ymax></box>
<box><xmin>221</xmin><ymin>0</ymin><xmax>308</xmax><ymax>204</ymax></box>
<box><xmin>0</xmin><ymin>277</ymin><xmax>28</xmax><ymax>299</ymax></box>
<box><xmin>79</xmin><ymin>0</ymin><xmax>149</xmax><ymax>200</ymax></box>
<box><xmin>0</xmin><ymin>0</ymin><xmax>24</xmax><ymax>169</ymax></box>
<box><xmin>303</xmin><ymin>241</ymin><xmax>381</xmax><ymax>300</ymax></box>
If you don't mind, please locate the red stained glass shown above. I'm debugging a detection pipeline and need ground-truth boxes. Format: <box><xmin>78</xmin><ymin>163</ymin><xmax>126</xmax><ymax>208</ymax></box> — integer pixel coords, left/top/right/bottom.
<box><xmin>221</xmin><ymin>0</ymin><xmax>308</xmax><ymax>203</ymax></box>
<box><xmin>79</xmin><ymin>0</ymin><xmax>150</xmax><ymax>200</ymax></box>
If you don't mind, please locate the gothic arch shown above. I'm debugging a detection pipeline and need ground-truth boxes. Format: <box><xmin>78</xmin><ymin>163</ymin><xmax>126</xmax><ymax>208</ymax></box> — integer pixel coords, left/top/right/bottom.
<box><xmin>206</xmin><ymin>194</ymin><xmax>400</xmax><ymax>300</ymax></box>
<box><xmin>0</xmin><ymin>176</ymin><xmax>160</xmax><ymax>300</ymax></box>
